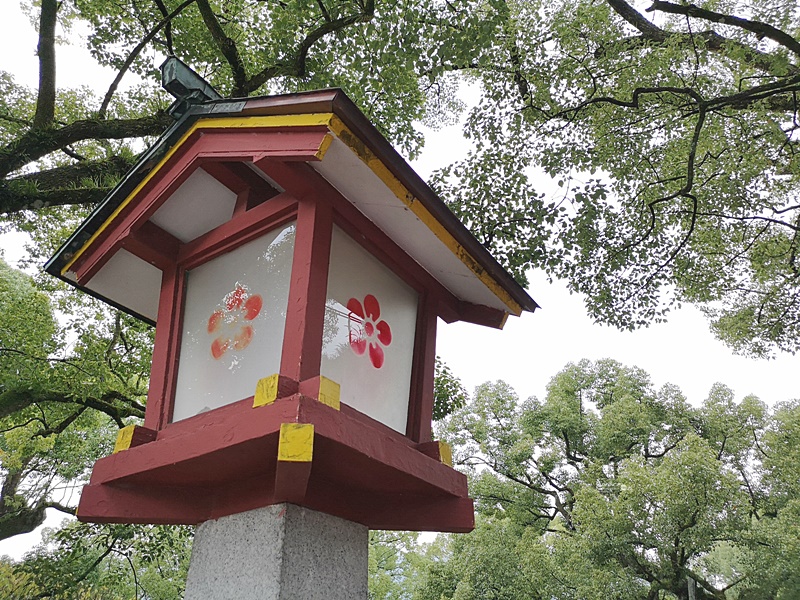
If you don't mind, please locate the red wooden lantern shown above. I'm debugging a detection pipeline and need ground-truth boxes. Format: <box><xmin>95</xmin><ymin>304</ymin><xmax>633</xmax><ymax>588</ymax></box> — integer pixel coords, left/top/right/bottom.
<box><xmin>46</xmin><ymin>90</ymin><xmax>538</xmax><ymax>532</ymax></box>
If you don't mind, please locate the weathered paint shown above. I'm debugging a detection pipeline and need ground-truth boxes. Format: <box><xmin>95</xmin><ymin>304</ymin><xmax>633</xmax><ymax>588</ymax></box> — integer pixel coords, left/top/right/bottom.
<box><xmin>278</xmin><ymin>196</ymin><xmax>333</xmax><ymax>383</ymax></box>
<box><xmin>144</xmin><ymin>262</ymin><xmax>186</xmax><ymax>430</ymax></box>
<box><xmin>438</xmin><ymin>441</ymin><xmax>453</xmax><ymax>467</ymax></box>
<box><xmin>113</xmin><ymin>425</ymin><xmax>136</xmax><ymax>454</ymax></box>
<box><xmin>253</xmin><ymin>374</ymin><xmax>281</xmax><ymax>408</ymax></box>
<box><xmin>317</xmin><ymin>377</ymin><xmax>340</xmax><ymax>410</ymax></box>
<box><xmin>278</xmin><ymin>423</ymin><xmax>314</xmax><ymax>462</ymax></box>
<box><xmin>77</xmin><ymin>395</ymin><xmax>474</xmax><ymax>532</ymax></box>
<box><xmin>300</xmin><ymin>376</ymin><xmax>341</xmax><ymax>411</ymax></box>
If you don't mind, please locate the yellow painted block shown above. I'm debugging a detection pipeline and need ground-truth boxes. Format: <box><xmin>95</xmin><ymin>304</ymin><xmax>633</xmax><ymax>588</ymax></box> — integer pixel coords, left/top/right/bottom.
<box><xmin>317</xmin><ymin>377</ymin><xmax>341</xmax><ymax>410</ymax></box>
<box><xmin>253</xmin><ymin>374</ymin><xmax>281</xmax><ymax>408</ymax></box>
<box><xmin>113</xmin><ymin>425</ymin><xmax>136</xmax><ymax>454</ymax></box>
<box><xmin>278</xmin><ymin>423</ymin><xmax>314</xmax><ymax>462</ymax></box>
<box><xmin>438</xmin><ymin>441</ymin><xmax>453</xmax><ymax>467</ymax></box>
<box><xmin>315</xmin><ymin>133</ymin><xmax>334</xmax><ymax>161</ymax></box>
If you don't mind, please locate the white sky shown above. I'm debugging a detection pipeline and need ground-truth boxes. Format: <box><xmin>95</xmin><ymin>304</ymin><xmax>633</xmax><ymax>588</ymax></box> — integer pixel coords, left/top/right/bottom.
<box><xmin>1</xmin><ymin>1</ymin><xmax>798</xmax><ymax>560</ymax></box>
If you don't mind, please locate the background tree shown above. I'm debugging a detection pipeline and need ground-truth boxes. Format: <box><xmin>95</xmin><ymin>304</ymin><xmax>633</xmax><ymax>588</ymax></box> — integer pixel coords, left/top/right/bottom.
<box><xmin>434</xmin><ymin>0</ymin><xmax>800</xmax><ymax>356</ymax></box>
<box><xmin>409</xmin><ymin>360</ymin><xmax>800</xmax><ymax>600</ymax></box>
<box><xmin>8</xmin><ymin>1</ymin><xmax>800</xmax><ymax>357</ymax></box>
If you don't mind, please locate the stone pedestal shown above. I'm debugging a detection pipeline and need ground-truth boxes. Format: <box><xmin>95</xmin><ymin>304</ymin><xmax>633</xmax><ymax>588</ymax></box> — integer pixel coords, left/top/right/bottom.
<box><xmin>184</xmin><ymin>504</ymin><xmax>368</xmax><ymax>600</ymax></box>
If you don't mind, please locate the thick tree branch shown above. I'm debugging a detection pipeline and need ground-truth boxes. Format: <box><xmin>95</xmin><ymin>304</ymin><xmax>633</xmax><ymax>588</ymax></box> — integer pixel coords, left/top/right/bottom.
<box><xmin>196</xmin><ymin>0</ymin><xmax>248</xmax><ymax>94</ymax></box>
<box><xmin>0</xmin><ymin>388</ymin><xmax>145</xmax><ymax>425</ymax></box>
<box><xmin>33</xmin><ymin>0</ymin><xmax>58</xmax><ymax>129</ymax></box>
<box><xmin>0</xmin><ymin>112</ymin><xmax>171</xmax><ymax>180</ymax></box>
<box><xmin>647</xmin><ymin>1</ymin><xmax>800</xmax><ymax>58</ymax></box>
<box><xmin>14</xmin><ymin>155</ymin><xmax>135</xmax><ymax>192</ymax></box>
<box><xmin>0</xmin><ymin>185</ymin><xmax>111</xmax><ymax>214</ymax></box>
<box><xmin>605</xmin><ymin>0</ymin><xmax>665</xmax><ymax>39</ymax></box>
<box><xmin>597</xmin><ymin>31</ymin><xmax>799</xmax><ymax>76</ymax></box>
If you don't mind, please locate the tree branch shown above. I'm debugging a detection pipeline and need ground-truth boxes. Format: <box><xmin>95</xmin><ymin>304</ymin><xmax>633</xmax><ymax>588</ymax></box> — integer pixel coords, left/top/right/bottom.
<box><xmin>13</xmin><ymin>154</ymin><xmax>134</xmax><ymax>192</ymax></box>
<box><xmin>0</xmin><ymin>112</ymin><xmax>171</xmax><ymax>180</ymax></box>
<box><xmin>244</xmin><ymin>0</ymin><xmax>375</xmax><ymax>93</ymax></box>
<box><xmin>152</xmin><ymin>0</ymin><xmax>175</xmax><ymax>54</ymax></box>
<box><xmin>597</xmin><ymin>31</ymin><xmax>799</xmax><ymax>76</ymax></box>
<box><xmin>605</xmin><ymin>0</ymin><xmax>665</xmax><ymax>39</ymax></box>
<box><xmin>98</xmin><ymin>0</ymin><xmax>198</xmax><ymax>117</ymax></box>
<box><xmin>33</xmin><ymin>0</ymin><xmax>58</xmax><ymax>129</ymax></box>
<box><xmin>0</xmin><ymin>388</ymin><xmax>145</xmax><ymax>425</ymax></box>
<box><xmin>196</xmin><ymin>0</ymin><xmax>248</xmax><ymax>94</ymax></box>
<box><xmin>647</xmin><ymin>1</ymin><xmax>800</xmax><ymax>58</ymax></box>
<box><xmin>44</xmin><ymin>501</ymin><xmax>77</xmax><ymax>516</ymax></box>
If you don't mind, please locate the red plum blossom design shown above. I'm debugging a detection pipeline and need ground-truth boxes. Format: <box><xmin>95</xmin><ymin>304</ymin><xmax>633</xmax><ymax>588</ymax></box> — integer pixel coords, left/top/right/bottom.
<box><xmin>207</xmin><ymin>284</ymin><xmax>263</xmax><ymax>359</ymax></box>
<box><xmin>347</xmin><ymin>294</ymin><xmax>392</xmax><ymax>368</ymax></box>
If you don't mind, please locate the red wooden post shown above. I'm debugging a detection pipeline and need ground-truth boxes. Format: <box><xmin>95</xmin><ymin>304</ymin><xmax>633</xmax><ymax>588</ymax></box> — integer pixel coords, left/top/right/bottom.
<box><xmin>279</xmin><ymin>195</ymin><xmax>333</xmax><ymax>383</ymax></box>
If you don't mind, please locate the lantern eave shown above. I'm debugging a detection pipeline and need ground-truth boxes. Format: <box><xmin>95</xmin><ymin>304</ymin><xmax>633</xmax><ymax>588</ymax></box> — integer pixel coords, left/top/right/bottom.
<box><xmin>45</xmin><ymin>89</ymin><xmax>538</xmax><ymax>328</ymax></box>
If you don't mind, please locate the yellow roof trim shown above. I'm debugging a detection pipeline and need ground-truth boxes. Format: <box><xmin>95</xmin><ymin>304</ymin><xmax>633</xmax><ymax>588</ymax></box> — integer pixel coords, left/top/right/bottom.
<box><xmin>327</xmin><ymin>115</ymin><xmax>523</xmax><ymax>317</ymax></box>
<box><xmin>61</xmin><ymin>113</ymin><xmax>336</xmax><ymax>275</ymax></box>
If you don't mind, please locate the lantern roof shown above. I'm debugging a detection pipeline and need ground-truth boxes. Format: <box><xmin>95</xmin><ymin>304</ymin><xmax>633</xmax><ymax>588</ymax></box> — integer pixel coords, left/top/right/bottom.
<box><xmin>45</xmin><ymin>89</ymin><xmax>538</xmax><ymax>327</ymax></box>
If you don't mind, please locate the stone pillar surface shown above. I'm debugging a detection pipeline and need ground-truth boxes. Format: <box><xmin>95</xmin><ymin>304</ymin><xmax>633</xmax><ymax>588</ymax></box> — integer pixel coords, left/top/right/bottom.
<box><xmin>184</xmin><ymin>503</ymin><xmax>369</xmax><ymax>600</ymax></box>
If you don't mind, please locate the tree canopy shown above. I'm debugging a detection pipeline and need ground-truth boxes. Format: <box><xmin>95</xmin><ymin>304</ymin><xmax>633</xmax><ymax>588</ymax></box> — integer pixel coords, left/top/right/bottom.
<box><xmin>409</xmin><ymin>360</ymin><xmax>800</xmax><ymax>600</ymax></box>
<box><xmin>432</xmin><ymin>0</ymin><xmax>800</xmax><ymax>357</ymax></box>
<box><xmin>3</xmin><ymin>0</ymin><xmax>800</xmax><ymax>353</ymax></box>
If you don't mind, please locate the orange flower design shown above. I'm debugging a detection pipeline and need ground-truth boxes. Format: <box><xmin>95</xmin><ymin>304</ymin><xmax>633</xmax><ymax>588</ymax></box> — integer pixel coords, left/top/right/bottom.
<box><xmin>207</xmin><ymin>284</ymin><xmax>263</xmax><ymax>359</ymax></box>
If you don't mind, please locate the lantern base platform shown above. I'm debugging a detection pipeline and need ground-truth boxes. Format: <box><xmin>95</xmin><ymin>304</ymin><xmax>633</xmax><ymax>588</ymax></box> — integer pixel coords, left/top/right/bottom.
<box><xmin>77</xmin><ymin>394</ymin><xmax>474</xmax><ymax>532</ymax></box>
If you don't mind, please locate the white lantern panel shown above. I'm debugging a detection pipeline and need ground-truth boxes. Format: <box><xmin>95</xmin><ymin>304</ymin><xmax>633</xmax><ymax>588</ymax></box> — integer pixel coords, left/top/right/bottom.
<box><xmin>322</xmin><ymin>226</ymin><xmax>418</xmax><ymax>433</ymax></box>
<box><xmin>85</xmin><ymin>249</ymin><xmax>162</xmax><ymax>321</ymax></box>
<box><xmin>150</xmin><ymin>168</ymin><xmax>237</xmax><ymax>242</ymax></box>
<box><xmin>172</xmin><ymin>222</ymin><xmax>296</xmax><ymax>422</ymax></box>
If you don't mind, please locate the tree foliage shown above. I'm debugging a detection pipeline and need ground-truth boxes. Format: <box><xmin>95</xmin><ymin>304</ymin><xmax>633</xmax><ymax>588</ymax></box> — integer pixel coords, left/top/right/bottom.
<box><xmin>433</xmin><ymin>0</ymin><xmax>800</xmax><ymax>356</ymax></box>
<box><xmin>409</xmin><ymin>360</ymin><xmax>800</xmax><ymax>600</ymax></box>
<box><xmin>0</xmin><ymin>258</ymin><xmax>151</xmax><ymax>543</ymax></box>
<box><xmin>4</xmin><ymin>1</ymin><xmax>800</xmax><ymax>354</ymax></box>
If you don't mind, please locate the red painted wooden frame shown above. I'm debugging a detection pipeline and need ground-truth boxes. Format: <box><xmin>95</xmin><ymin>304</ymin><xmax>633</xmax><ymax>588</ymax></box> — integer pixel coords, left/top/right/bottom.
<box><xmin>78</xmin><ymin>128</ymin><xmax>444</xmax><ymax>440</ymax></box>
<box><xmin>73</xmin><ymin>125</ymin><xmax>474</xmax><ymax>531</ymax></box>
<box><xmin>79</xmin><ymin>395</ymin><xmax>474</xmax><ymax>532</ymax></box>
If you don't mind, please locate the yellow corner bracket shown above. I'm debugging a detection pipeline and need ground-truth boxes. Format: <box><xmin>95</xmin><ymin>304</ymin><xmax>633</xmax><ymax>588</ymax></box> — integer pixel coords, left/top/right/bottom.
<box><xmin>253</xmin><ymin>374</ymin><xmax>281</xmax><ymax>408</ymax></box>
<box><xmin>317</xmin><ymin>377</ymin><xmax>341</xmax><ymax>411</ymax></box>
<box><xmin>438</xmin><ymin>441</ymin><xmax>453</xmax><ymax>467</ymax></box>
<box><xmin>113</xmin><ymin>425</ymin><xmax>136</xmax><ymax>454</ymax></box>
<box><xmin>278</xmin><ymin>423</ymin><xmax>314</xmax><ymax>462</ymax></box>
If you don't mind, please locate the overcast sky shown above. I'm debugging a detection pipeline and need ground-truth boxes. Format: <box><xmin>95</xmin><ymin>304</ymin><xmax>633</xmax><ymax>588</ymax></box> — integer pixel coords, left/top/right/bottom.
<box><xmin>1</xmin><ymin>0</ymin><xmax>798</xmax><ymax>560</ymax></box>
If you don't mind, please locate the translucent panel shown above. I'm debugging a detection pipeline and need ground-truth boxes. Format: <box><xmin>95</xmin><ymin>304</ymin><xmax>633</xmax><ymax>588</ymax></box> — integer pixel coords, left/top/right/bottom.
<box><xmin>172</xmin><ymin>223</ymin><xmax>296</xmax><ymax>422</ymax></box>
<box><xmin>86</xmin><ymin>249</ymin><xmax>161</xmax><ymax>321</ymax></box>
<box><xmin>322</xmin><ymin>227</ymin><xmax>418</xmax><ymax>433</ymax></box>
<box><xmin>150</xmin><ymin>169</ymin><xmax>237</xmax><ymax>242</ymax></box>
